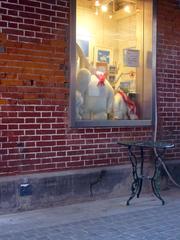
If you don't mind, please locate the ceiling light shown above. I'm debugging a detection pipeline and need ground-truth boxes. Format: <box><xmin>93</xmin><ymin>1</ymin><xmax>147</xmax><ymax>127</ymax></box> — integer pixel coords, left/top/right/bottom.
<box><xmin>124</xmin><ymin>5</ymin><xmax>131</xmax><ymax>13</ymax></box>
<box><xmin>95</xmin><ymin>0</ymin><xmax>100</xmax><ymax>7</ymax></box>
<box><xmin>136</xmin><ymin>8</ymin><xmax>140</xmax><ymax>13</ymax></box>
<box><xmin>101</xmin><ymin>5</ymin><xmax>108</xmax><ymax>12</ymax></box>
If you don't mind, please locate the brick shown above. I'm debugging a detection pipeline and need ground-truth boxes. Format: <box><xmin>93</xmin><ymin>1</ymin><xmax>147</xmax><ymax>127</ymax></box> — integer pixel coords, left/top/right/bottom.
<box><xmin>41</xmin><ymin>147</ymin><xmax>51</xmax><ymax>152</ymax></box>
<box><xmin>0</xmin><ymin>22</ymin><xmax>8</xmax><ymax>27</ymax></box>
<box><xmin>36</xmin><ymin>8</ymin><xmax>55</xmax><ymax>16</ymax></box>
<box><xmin>25</xmin><ymin>6</ymin><xmax>35</xmax><ymax>12</ymax></box>
<box><xmin>40</xmin><ymin>0</ymin><xmax>56</xmax><ymax>4</ymax></box>
<box><xmin>84</xmin><ymin>160</ymin><xmax>94</xmax><ymax>166</ymax></box>
<box><xmin>56</xmin><ymin>162</ymin><xmax>66</xmax><ymax>168</ymax></box>
<box><xmin>67</xmin><ymin>150</ymin><xmax>85</xmax><ymax>156</ymax></box>
<box><xmin>41</xmin><ymin>15</ymin><xmax>51</xmax><ymax>21</ymax></box>
<box><xmin>2</xmin><ymin>118</ymin><xmax>24</xmax><ymax>124</ymax></box>
<box><xmin>35</xmin><ymin>163</ymin><xmax>56</xmax><ymax>170</ymax></box>
<box><xmin>81</xmin><ymin>155</ymin><xmax>97</xmax><ymax>161</ymax></box>
<box><xmin>36</xmin><ymin>129</ymin><xmax>56</xmax><ymax>135</ymax></box>
<box><xmin>18</xmin><ymin>112</ymin><xmax>41</xmax><ymax>117</ymax></box>
<box><xmin>5</xmin><ymin>133</ymin><xmax>23</xmax><ymax>140</ymax></box>
<box><xmin>41</xmin><ymin>124</ymin><xmax>51</xmax><ymax>129</ymax></box>
<box><xmin>51</xmin><ymin>17</ymin><xmax>68</xmax><ymax>24</ymax></box>
<box><xmin>24</xmin><ymin>19</ymin><xmax>35</xmax><ymax>24</ymax></box>
<box><xmin>8</xmin><ymin>0</ymin><xmax>19</xmax><ymax>3</ymax></box>
<box><xmin>41</xmin><ymin>27</ymin><xmax>51</xmax><ymax>33</ymax></box>
<box><xmin>41</xmin><ymin>3</ymin><xmax>51</xmax><ymax>9</ymax></box>
<box><xmin>2</xmin><ymin>28</ymin><xmax>24</xmax><ymax>35</ymax></box>
<box><xmin>19</xmin><ymin>23</ymin><xmax>40</xmax><ymax>31</ymax></box>
<box><xmin>52</xmin><ymin>5</ymin><xmax>68</xmax><ymax>12</ymax></box>
<box><xmin>19</xmin><ymin>124</ymin><xmax>41</xmax><ymax>130</ymax></box>
<box><xmin>55</xmin><ymin>146</ymin><xmax>70</xmax><ymax>152</ymax></box>
<box><xmin>7</xmin><ymin>35</ymin><xmax>18</xmax><ymax>41</ymax></box>
<box><xmin>0</xmin><ymin>8</ymin><xmax>7</xmax><ymax>14</ymax></box>
<box><xmin>0</xmin><ymin>99</ymin><xmax>9</xmax><ymax>104</ymax></box>
<box><xmin>36</xmin><ymin>152</ymin><xmax>56</xmax><ymax>158</ymax></box>
<box><xmin>55</xmin><ymin>152</ymin><xmax>66</xmax><ymax>157</ymax></box>
<box><xmin>94</xmin><ymin>159</ymin><xmax>110</xmax><ymax>165</ymax></box>
<box><xmin>67</xmin><ymin>161</ymin><xmax>84</xmax><ymax>168</ymax></box>
<box><xmin>20</xmin><ymin>137</ymin><xmax>40</xmax><ymax>144</ymax></box>
<box><xmin>35</xmin><ymin>32</ymin><xmax>55</xmax><ymax>39</ymax></box>
<box><xmin>19</xmin><ymin>0</ymin><xmax>40</xmax><ymax>8</ymax></box>
<box><xmin>20</xmin><ymin>165</ymin><xmax>35</xmax><ymax>172</ymax></box>
<box><xmin>35</xmin><ymin>20</ymin><xmax>55</xmax><ymax>28</ymax></box>
<box><xmin>8</xmin><ymin>22</ymin><xmax>18</xmax><ymax>28</ymax></box>
<box><xmin>1</xmin><ymin>2</ymin><xmax>24</xmax><ymax>11</ymax></box>
<box><xmin>36</xmin><ymin>141</ymin><xmax>56</xmax><ymax>147</ymax></box>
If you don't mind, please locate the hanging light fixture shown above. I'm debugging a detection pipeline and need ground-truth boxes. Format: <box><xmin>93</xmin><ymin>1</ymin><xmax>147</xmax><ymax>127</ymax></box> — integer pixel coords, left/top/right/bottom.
<box><xmin>124</xmin><ymin>3</ymin><xmax>134</xmax><ymax>13</ymax></box>
<box><xmin>124</xmin><ymin>5</ymin><xmax>131</xmax><ymax>13</ymax></box>
<box><xmin>95</xmin><ymin>0</ymin><xmax>100</xmax><ymax>6</ymax></box>
<box><xmin>101</xmin><ymin>4</ymin><xmax>108</xmax><ymax>12</ymax></box>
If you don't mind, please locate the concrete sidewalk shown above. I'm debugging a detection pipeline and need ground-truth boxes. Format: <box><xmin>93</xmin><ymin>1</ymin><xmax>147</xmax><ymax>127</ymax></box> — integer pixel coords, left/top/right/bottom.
<box><xmin>0</xmin><ymin>188</ymin><xmax>180</xmax><ymax>240</ymax></box>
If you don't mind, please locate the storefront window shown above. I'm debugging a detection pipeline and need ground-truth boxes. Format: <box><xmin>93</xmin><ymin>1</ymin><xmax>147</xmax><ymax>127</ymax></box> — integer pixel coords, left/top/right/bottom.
<box><xmin>70</xmin><ymin>0</ymin><xmax>156</xmax><ymax>127</ymax></box>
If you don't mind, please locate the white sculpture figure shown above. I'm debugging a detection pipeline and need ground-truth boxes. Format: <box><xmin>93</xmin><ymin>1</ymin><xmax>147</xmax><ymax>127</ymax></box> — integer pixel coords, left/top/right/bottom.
<box><xmin>76</xmin><ymin>68</ymin><xmax>114</xmax><ymax>120</ymax></box>
<box><xmin>76</xmin><ymin>90</ymin><xmax>83</xmax><ymax>120</ymax></box>
<box><xmin>113</xmin><ymin>90</ymin><xmax>138</xmax><ymax>120</ymax></box>
<box><xmin>76</xmin><ymin>43</ymin><xmax>95</xmax><ymax>74</ymax></box>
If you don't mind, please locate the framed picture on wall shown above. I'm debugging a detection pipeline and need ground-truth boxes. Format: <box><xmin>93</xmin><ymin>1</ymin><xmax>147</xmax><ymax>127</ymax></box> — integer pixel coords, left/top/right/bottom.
<box><xmin>77</xmin><ymin>39</ymin><xmax>89</xmax><ymax>57</ymax></box>
<box><xmin>123</xmin><ymin>48</ymin><xmax>140</xmax><ymax>67</ymax></box>
<box><xmin>95</xmin><ymin>47</ymin><xmax>112</xmax><ymax>64</ymax></box>
<box><xmin>109</xmin><ymin>65</ymin><xmax>117</xmax><ymax>74</ymax></box>
<box><xmin>108</xmin><ymin>75</ymin><xmax>116</xmax><ymax>83</ymax></box>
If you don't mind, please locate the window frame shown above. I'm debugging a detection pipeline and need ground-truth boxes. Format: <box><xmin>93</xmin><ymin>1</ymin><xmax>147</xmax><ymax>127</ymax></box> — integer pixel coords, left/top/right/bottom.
<box><xmin>69</xmin><ymin>0</ymin><xmax>157</xmax><ymax>128</ymax></box>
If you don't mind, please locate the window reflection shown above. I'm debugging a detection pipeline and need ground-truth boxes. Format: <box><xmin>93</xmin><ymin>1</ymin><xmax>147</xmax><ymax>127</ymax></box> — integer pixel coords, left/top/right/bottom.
<box><xmin>75</xmin><ymin>0</ymin><xmax>152</xmax><ymax>121</ymax></box>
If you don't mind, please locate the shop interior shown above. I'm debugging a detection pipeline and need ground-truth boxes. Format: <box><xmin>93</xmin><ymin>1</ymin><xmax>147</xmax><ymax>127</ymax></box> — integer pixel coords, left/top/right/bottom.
<box><xmin>75</xmin><ymin>0</ymin><xmax>152</xmax><ymax>121</ymax></box>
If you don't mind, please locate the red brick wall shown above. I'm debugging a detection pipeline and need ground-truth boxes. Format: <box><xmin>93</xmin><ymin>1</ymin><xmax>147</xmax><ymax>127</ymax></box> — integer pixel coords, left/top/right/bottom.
<box><xmin>0</xmin><ymin>0</ymin><xmax>179</xmax><ymax>176</ymax></box>
<box><xmin>157</xmin><ymin>0</ymin><xmax>180</xmax><ymax>160</ymax></box>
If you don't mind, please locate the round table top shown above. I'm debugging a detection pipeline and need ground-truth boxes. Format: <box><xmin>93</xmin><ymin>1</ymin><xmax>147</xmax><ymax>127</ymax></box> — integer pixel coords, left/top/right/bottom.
<box><xmin>117</xmin><ymin>140</ymin><xmax>175</xmax><ymax>149</ymax></box>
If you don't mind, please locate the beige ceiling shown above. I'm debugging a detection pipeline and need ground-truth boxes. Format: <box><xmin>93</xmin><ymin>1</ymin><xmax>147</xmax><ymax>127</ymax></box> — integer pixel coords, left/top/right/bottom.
<box><xmin>77</xmin><ymin>0</ymin><xmax>137</xmax><ymax>13</ymax></box>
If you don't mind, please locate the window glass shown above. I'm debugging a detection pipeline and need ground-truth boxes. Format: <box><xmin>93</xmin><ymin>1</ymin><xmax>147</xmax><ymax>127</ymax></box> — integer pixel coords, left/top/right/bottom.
<box><xmin>74</xmin><ymin>0</ymin><xmax>153</xmax><ymax>125</ymax></box>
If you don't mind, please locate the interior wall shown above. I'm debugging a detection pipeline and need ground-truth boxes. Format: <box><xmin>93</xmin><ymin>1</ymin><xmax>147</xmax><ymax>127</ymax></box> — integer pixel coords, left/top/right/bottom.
<box><xmin>77</xmin><ymin>6</ymin><xmax>118</xmax><ymax>66</ymax></box>
<box><xmin>116</xmin><ymin>14</ymin><xmax>137</xmax><ymax>90</ymax></box>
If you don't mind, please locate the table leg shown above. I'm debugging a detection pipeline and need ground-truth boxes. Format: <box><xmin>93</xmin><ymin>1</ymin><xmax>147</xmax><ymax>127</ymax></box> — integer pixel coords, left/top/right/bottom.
<box><xmin>127</xmin><ymin>146</ymin><xmax>141</xmax><ymax>205</ymax></box>
<box><xmin>151</xmin><ymin>178</ymin><xmax>165</xmax><ymax>205</ymax></box>
<box><xmin>137</xmin><ymin>147</ymin><xmax>144</xmax><ymax>198</ymax></box>
<box><xmin>151</xmin><ymin>150</ymin><xmax>165</xmax><ymax>205</ymax></box>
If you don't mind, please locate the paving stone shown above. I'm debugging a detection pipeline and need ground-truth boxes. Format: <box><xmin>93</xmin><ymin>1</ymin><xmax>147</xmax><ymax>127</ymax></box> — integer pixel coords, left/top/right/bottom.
<box><xmin>0</xmin><ymin>189</ymin><xmax>179</xmax><ymax>239</ymax></box>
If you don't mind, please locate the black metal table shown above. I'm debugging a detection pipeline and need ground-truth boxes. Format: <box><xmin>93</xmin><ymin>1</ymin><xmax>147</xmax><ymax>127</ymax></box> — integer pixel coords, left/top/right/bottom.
<box><xmin>117</xmin><ymin>141</ymin><xmax>174</xmax><ymax>205</ymax></box>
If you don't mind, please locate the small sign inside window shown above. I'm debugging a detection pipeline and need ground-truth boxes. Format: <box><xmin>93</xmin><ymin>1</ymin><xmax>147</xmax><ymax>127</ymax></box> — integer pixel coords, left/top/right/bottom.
<box><xmin>123</xmin><ymin>49</ymin><xmax>140</xmax><ymax>67</ymax></box>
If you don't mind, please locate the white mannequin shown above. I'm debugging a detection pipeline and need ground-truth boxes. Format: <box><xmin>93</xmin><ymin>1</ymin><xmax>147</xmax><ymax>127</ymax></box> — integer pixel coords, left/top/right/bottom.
<box><xmin>114</xmin><ymin>93</ymin><xmax>129</xmax><ymax>119</ymax></box>
<box><xmin>114</xmin><ymin>90</ymin><xmax>138</xmax><ymax>120</ymax></box>
<box><xmin>76</xmin><ymin>90</ymin><xmax>83</xmax><ymax>120</ymax></box>
<box><xmin>76</xmin><ymin>68</ymin><xmax>114</xmax><ymax>120</ymax></box>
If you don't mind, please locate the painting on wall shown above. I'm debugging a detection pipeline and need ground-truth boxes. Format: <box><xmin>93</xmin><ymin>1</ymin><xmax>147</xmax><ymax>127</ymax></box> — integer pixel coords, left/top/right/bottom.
<box><xmin>77</xmin><ymin>39</ymin><xmax>89</xmax><ymax>57</ymax></box>
<box><xmin>96</xmin><ymin>48</ymin><xmax>112</xmax><ymax>64</ymax></box>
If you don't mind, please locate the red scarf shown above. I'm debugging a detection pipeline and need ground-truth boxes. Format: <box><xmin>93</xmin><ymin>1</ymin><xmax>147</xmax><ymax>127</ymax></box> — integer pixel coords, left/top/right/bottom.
<box><xmin>95</xmin><ymin>72</ymin><xmax>106</xmax><ymax>86</ymax></box>
<box><xmin>118</xmin><ymin>90</ymin><xmax>137</xmax><ymax>115</ymax></box>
